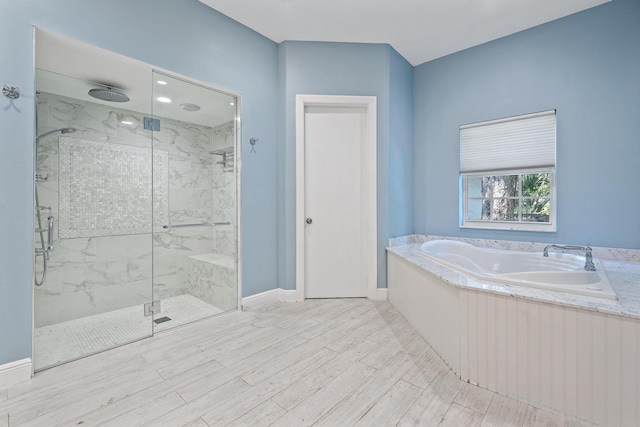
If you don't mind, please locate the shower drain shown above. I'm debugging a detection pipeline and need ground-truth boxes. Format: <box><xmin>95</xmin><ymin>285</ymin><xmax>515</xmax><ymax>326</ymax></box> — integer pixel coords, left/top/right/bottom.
<box><xmin>153</xmin><ymin>316</ymin><xmax>172</xmax><ymax>324</ymax></box>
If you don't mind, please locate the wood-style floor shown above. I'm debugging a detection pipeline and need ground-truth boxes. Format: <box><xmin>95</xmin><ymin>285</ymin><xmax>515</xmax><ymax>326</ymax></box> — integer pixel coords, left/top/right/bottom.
<box><xmin>1</xmin><ymin>298</ymin><xmax>586</xmax><ymax>426</ymax></box>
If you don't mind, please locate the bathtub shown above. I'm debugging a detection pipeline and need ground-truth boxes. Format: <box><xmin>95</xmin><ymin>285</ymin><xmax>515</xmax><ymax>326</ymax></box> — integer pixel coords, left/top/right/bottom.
<box><xmin>412</xmin><ymin>240</ymin><xmax>616</xmax><ymax>300</ymax></box>
<box><xmin>388</xmin><ymin>237</ymin><xmax>640</xmax><ymax>425</ymax></box>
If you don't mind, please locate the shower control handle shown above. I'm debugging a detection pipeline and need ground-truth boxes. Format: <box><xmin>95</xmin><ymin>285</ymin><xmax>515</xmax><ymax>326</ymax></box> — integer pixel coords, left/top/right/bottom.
<box><xmin>47</xmin><ymin>215</ymin><xmax>55</xmax><ymax>251</ymax></box>
<box><xmin>306</xmin><ymin>218</ymin><xmax>312</xmax><ymax>224</ymax></box>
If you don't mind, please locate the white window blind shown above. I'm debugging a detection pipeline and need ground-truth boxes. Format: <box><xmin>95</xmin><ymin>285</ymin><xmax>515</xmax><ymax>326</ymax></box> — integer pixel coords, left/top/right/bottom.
<box><xmin>460</xmin><ymin>110</ymin><xmax>556</xmax><ymax>173</ymax></box>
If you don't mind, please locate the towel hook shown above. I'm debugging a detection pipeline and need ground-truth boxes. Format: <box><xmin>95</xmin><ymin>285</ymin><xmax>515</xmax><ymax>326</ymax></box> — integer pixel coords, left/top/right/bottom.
<box><xmin>2</xmin><ymin>85</ymin><xmax>20</xmax><ymax>100</ymax></box>
<box><xmin>249</xmin><ymin>137</ymin><xmax>259</xmax><ymax>153</ymax></box>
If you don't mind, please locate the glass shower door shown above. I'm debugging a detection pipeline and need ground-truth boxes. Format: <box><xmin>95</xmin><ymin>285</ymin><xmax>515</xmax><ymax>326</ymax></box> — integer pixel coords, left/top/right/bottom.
<box><xmin>151</xmin><ymin>71</ymin><xmax>238</xmax><ymax>332</ymax></box>
<box><xmin>33</xmin><ymin>68</ymin><xmax>155</xmax><ymax>371</ymax></box>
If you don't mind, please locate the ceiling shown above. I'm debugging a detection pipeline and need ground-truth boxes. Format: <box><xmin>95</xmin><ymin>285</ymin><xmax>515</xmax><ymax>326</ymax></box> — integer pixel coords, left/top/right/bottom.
<box><xmin>35</xmin><ymin>29</ymin><xmax>237</xmax><ymax>128</ymax></box>
<box><xmin>199</xmin><ymin>0</ymin><xmax>610</xmax><ymax>66</ymax></box>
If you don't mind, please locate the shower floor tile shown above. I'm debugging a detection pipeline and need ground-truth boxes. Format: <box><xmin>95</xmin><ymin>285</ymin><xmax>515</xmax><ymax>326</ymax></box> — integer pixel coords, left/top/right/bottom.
<box><xmin>34</xmin><ymin>294</ymin><xmax>225</xmax><ymax>371</ymax></box>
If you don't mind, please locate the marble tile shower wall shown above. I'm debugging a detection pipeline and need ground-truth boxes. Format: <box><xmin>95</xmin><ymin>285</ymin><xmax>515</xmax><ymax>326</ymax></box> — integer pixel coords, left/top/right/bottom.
<box><xmin>211</xmin><ymin>121</ymin><xmax>236</xmax><ymax>258</ymax></box>
<box><xmin>35</xmin><ymin>92</ymin><xmax>235</xmax><ymax>327</ymax></box>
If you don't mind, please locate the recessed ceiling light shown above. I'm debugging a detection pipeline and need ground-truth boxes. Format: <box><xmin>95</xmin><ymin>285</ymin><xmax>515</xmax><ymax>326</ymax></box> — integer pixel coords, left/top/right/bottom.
<box><xmin>230</xmin><ymin>102</ymin><xmax>234</xmax><ymax>106</ymax></box>
<box><xmin>121</xmin><ymin>120</ymin><xmax>133</xmax><ymax>125</ymax></box>
<box><xmin>180</xmin><ymin>103</ymin><xmax>201</xmax><ymax>112</ymax></box>
<box><xmin>157</xmin><ymin>80</ymin><xmax>167</xmax><ymax>85</ymax></box>
<box><xmin>157</xmin><ymin>97</ymin><xmax>172</xmax><ymax>103</ymax></box>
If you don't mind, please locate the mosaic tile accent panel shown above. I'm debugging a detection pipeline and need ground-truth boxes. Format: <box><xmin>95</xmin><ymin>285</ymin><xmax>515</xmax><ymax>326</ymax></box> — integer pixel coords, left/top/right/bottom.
<box><xmin>153</xmin><ymin>149</ymin><xmax>169</xmax><ymax>232</ymax></box>
<box><xmin>59</xmin><ymin>136</ymin><xmax>168</xmax><ymax>238</ymax></box>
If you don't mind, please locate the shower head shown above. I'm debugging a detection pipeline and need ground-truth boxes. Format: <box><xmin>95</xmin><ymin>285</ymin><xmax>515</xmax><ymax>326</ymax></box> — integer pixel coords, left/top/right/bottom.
<box><xmin>88</xmin><ymin>87</ymin><xmax>130</xmax><ymax>103</ymax></box>
<box><xmin>36</xmin><ymin>128</ymin><xmax>78</xmax><ymax>143</ymax></box>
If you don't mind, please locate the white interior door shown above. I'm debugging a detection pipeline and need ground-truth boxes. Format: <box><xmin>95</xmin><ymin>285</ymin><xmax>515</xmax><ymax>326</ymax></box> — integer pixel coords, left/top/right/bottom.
<box><xmin>304</xmin><ymin>105</ymin><xmax>368</xmax><ymax>298</ymax></box>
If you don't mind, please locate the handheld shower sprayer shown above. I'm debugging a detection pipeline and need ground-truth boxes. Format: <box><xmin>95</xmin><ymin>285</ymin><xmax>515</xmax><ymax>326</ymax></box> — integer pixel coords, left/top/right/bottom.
<box><xmin>34</xmin><ymin>127</ymin><xmax>77</xmax><ymax>286</ymax></box>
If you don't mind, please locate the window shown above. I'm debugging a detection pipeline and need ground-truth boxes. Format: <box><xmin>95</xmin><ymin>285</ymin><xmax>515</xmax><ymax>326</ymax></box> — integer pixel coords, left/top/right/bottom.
<box><xmin>460</xmin><ymin>110</ymin><xmax>556</xmax><ymax>232</ymax></box>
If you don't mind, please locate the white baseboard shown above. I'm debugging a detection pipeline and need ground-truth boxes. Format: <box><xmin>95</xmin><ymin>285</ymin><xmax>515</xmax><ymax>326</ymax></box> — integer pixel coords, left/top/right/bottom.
<box><xmin>370</xmin><ymin>287</ymin><xmax>388</xmax><ymax>301</ymax></box>
<box><xmin>0</xmin><ymin>358</ymin><xmax>31</xmax><ymax>388</ymax></box>
<box><xmin>241</xmin><ymin>289</ymin><xmax>280</xmax><ymax>309</ymax></box>
<box><xmin>278</xmin><ymin>289</ymin><xmax>298</xmax><ymax>303</ymax></box>
<box><xmin>241</xmin><ymin>288</ymin><xmax>300</xmax><ymax>309</ymax></box>
<box><xmin>243</xmin><ymin>287</ymin><xmax>386</xmax><ymax>309</ymax></box>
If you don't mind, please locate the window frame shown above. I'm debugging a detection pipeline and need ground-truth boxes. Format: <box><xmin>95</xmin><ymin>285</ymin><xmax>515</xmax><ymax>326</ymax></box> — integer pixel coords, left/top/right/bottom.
<box><xmin>461</xmin><ymin>167</ymin><xmax>556</xmax><ymax>232</ymax></box>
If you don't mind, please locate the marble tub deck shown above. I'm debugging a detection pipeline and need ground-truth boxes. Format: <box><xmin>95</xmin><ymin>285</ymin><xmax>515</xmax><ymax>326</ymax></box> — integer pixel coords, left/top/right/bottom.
<box><xmin>387</xmin><ymin>235</ymin><xmax>640</xmax><ymax>320</ymax></box>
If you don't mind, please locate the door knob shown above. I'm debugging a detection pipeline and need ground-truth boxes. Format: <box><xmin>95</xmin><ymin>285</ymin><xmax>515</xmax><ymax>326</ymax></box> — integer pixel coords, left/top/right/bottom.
<box><xmin>306</xmin><ymin>218</ymin><xmax>312</xmax><ymax>224</ymax></box>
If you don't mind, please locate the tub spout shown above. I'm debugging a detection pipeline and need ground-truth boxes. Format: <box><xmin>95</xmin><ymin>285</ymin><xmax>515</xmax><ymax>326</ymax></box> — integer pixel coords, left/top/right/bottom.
<box><xmin>543</xmin><ymin>244</ymin><xmax>596</xmax><ymax>271</ymax></box>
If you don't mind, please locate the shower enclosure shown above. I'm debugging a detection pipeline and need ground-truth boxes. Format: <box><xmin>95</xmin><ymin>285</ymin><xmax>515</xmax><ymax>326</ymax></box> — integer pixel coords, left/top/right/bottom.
<box><xmin>33</xmin><ymin>30</ymin><xmax>239</xmax><ymax>371</ymax></box>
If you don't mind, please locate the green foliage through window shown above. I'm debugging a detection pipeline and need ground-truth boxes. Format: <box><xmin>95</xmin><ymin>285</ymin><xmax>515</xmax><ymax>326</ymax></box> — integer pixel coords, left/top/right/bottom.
<box><xmin>465</xmin><ymin>171</ymin><xmax>551</xmax><ymax>223</ymax></box>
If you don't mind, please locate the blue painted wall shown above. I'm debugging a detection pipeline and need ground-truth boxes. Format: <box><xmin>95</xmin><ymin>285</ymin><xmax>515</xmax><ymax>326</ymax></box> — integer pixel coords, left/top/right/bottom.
<box><xmin>413</xmin><ymin>0</ymin><xmax>640</xmax><ymax>249</ymax></box>
<box><xmin>277</xmin><ymin>41</ymin><xmax>414</xmax><ymax>290</ymax></box>
<box><xmin>0</xmin><ymin>0</ymin><xmax>279</xmax><ymax>365</ymax></box>
<box><xmin>388</xmin><ymin>49</ymin><xmax>414</xmax><ymax>238</ymax></box>
<box><xmin>2</xmin><ymin>0</ymin><xmax>633</xmax><ymax>371</ymax></box>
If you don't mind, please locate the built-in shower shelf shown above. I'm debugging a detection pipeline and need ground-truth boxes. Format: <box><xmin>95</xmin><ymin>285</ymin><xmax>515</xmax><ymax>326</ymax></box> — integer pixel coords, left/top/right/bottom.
<box><xmin>210</xmin><ymin>147</ymin><xmax>234</xmax><ymax>172</ymax></box>
<box><xmin>210</xmin><ymin>147</ymin><xmax>234</xmax><ymax>155</ymax></box>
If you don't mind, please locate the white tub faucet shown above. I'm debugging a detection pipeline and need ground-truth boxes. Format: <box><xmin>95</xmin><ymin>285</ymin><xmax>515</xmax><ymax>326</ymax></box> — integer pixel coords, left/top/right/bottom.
<box><xmin>543</xmin><ymin>244</ymin><xmax>596</xmax><ymax>271</ymax></box>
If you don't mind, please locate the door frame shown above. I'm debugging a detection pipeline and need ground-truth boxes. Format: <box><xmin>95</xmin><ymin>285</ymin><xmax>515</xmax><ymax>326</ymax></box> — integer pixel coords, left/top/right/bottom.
<box><xmin>295</xmin><ymin>94</ymin><xmax>377</xmax><ymax>301</ymax></box>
